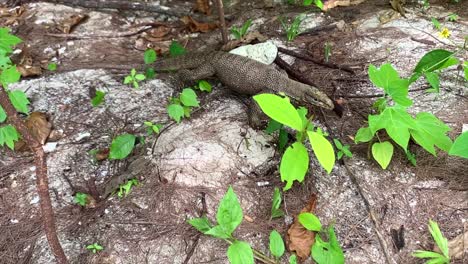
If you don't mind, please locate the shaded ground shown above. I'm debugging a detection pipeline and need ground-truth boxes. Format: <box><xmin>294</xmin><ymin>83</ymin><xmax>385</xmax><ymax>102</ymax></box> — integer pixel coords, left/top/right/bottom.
<box><xmin>0</xmin><ymin>0</ymin><xmax>467</xmax><ymax>264</ymax></box>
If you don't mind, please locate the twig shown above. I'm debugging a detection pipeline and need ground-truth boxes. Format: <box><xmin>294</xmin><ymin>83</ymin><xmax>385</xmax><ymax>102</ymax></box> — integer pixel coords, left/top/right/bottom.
<box><xmin>277</xmin><ymin>47</ymin><xmax>355</xmax><ymax>74</ymax></box>
<box><xmin>44</xmin><ymin>25</ymin><xmax>154</xmax><ymax>39</ymax></box>
<box><xmin>337</xmin><ymin>87</ymin><xmax>429</xmax><ymax>99</ymax></box>
<box><xmin>274</xmin><ymin>55</ymin><xmax>318</xmax><ymax>87</ymax></box>
<box><xmin>0</xmin><ymin>88</ymin><xmax>68</xmax><ymax>263</ymax></box>
<box><xmin>215</xmin><ymin>0</ymin><xmax>228</xmax><ymax>44</ymax></box>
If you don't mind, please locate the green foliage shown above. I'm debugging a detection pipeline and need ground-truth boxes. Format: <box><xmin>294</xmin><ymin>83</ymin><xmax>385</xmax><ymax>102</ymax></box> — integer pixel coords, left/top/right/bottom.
<box><xmin>117</xmin><ymin>178</ymin><xmax>139</xmax><ymax>198</ymax></box>
<box><xmin>312</xmin><ymin>224</ymin><xmax>345</xmax><ymax>264</ymax></box>
<box><xmin>447</xmin><ymin>13</ymin><xmax>458</xmax><ymax>22</ymax></box>
<box><xmin>410</xmin><ymin>49</ymin><xmax>458</xmax><ymax>86</ymax></box>
<box><xmin>108</xmin><ymin>133</ymin><xmax>136</xmax><ymax>160</ymax></box>
<box><xmin>270</xmin><ymin>187</ymin><xmax>284</xmax><ymax>219</ymax></box>
<box><xmin>298</xmin><ymin>212</ymin><xmax>322</xmax><ymax>231</ymax></box>
<box><xmin>0</xmin><ymin>27</ymin><xmax>22</xmax><ymax>55</ymax></box>
<box><xmin>254</xmin><ymin>93</ymin><xmax>335</xmax><ymax>190</ymax></box>
<box><xmin>143</xmin><ymin>121</ymin><xmax>162</xmax><ymax>136</ymax></box>
<box><xmin>289</xmin><ymin>255</ymin><xmax>297</xmax><ymax>264</ymax></box>
<box><xmin>188</xmin><ymin>216</ymin><xmax>212</xmax><ymax>233</ymax></box>
<box><xmin>324</xmin><ymin>42</ymin><xmax>332</xmax><ymax>62</ymax></box>
<box><xmin>86</xmin><ymin>243</ymin><xmax>104</xmax><ymax>254</ymax></box>
<box><xmin>333</xmin><ymin>139</ymin><xmax>352</xmax><ymax>159</ymax></box>
<box><xmin>8</xmin><ymin>90</ymin><xmax>30</xmax><ymax>114</ymax></box>
<box><xmin>124</xmin><ymin>68</ymin><xmax>146</xmax><ymax>89</ymax></box>
<box><xmin>144</xmin><ymin>49</ymin><xmax>157</xmax><ymax>64</ymax></box>
<box><xmin>1</xmin><ymin>65</ymin><xmax>21</xmax><ymax>88</ymax></box>
<box><xmin>169</xmin><ymin>41</ymin><xmax>186</xmax><ymax>57</ymax></box>
<box><xmin>431</xmin><ymin>18</ymin><xmax>441</xmax><ymax>30</ymax></box>
<box><xmin>269</xmin><ymin>230</ymin><xmax>285</xmax><ymax>259</ymax></box>
<box><xmin>74</xmin><ymin>192</ymin><xmax>88</xmax><ymax>206</ymax></box>
<box><xmin>368</xmin><ymin>63</ymin><xmax>412</xmax><ymax>107</ymax></box>
<box><xmin>167</xmin><ymin>88</ymin><xmax>200</xmax><ymax>123</ymax></box>
<box><xmin>449</xmin><ymin>131</ymin><xmax>468</xmax><ymax>158</ymax></box>
<box><xmin>196</xmin><ymin>80</ymin><xmax>212</xmax><ymax>92</ymax></box>
<box><xmin>91</xmin><ymin>90</ymin><xmax>105</xmax><ymax>107</ymax></box>
<box><xmin>303</xmin><ymin>0</ymin><xmax>324</xmax><ymax>10</ymax></box>
<box><xmin>412</xmin><ymin>220</ymin><xmax>450</xmax><ymax>264</ymax></box>
<box><xmin>227</xmin><ymin>241</ymin><xmax>254</xmax><ymax>264</ymax></box>
<box><xmin>0</xmin><ymin>124</ymin><xmax>20</xmax><ymax>150</ymax></box>
<box><xmin>0</xmin><ymin>105</ymin><xmax>5</xmax><ymax>122</ymax></box>
<box><xmin>280</xmin><ymin>14</ymin><xmax>305</xmax><ymax>42</ymax></box>
<box><xmin>205</xmin><ymin>186</ymin><xmax>243</xmax><ymax>239</ymax></box>
<box><xmin>371</xmin><ymin>141</ymin><xmax>394</xmax><ymax>169</ymax></box>
<box><xmin>230</xmin><ymin>19</ymin><xmax>252</xmax><ymax>40</ymax></box>
<box><xmin>47</xmin><ymin>63</ymin><xmax>57</xmax><ymax>71</ymax></box>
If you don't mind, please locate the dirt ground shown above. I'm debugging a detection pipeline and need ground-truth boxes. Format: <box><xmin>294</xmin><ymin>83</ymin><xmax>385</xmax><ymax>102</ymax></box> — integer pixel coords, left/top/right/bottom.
<box><xmin>0</xmin><ymin>0</ymin><xmax>467</xmax><ymax>264</ymax></box>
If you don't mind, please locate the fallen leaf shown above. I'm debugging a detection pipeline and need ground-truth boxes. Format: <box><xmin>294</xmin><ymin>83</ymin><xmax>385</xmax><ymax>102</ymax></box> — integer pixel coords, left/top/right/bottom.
<box><xmin>434</xmin><ymin>224</ymin><xmax>468</xmax><ymax>260</ymax></box>
<box><xmin>16</xmin><ymin>65</ymin><xmax>42</xmax><ymax>77</ymax></box>
<box><xmin>15</xmin><ymin>112</ymin><xmax>52</xmax><ymax>151</ymax></box>
<box><xmin>195</xmin><ymin>0</ymin><xmax>211</xmax><ymax>15</ymax></box>
<box><xmin>287</xmin><ymin>194</ymin><xmax>318</xmax><ymax>260</ymax></box>
<box><xmin>323</xmin><ymin>0</ymin><xmax>366</xmax><ymax>11</ymax></box>
<box><xmin>181</xmin><ymin>16</ymin><xmax>217</xmax><ymax>33</ymax></box>
<box><xmin>57</xmin><ymin>14</ymin><xmax>88</xmax><ymax>34</ymax></box>
<box><xmin>95</xmin><ymin>148</ymin><xmax>110</xmax><ymax>161</ymax></box>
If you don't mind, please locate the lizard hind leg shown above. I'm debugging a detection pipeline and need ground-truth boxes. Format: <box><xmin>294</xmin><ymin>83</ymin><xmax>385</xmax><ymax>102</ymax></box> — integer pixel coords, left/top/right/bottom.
<box><xmin>247</xmin><ymin>97</ymin><xmax>269</xmax><ymax>129</ymax></box>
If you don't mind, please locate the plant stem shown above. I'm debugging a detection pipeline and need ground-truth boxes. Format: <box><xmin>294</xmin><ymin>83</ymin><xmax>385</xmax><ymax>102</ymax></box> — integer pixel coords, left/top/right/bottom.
<box><xmin>224</xmin><ymin>239</ymin><xmax>277</xmax><ymax>264</ymax></box>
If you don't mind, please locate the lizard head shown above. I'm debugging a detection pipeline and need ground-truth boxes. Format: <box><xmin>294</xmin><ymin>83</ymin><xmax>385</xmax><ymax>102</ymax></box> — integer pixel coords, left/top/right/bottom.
<box><xmin>301</xmin><ymin>88</ymin><xmax>334</xmax><ymax>110</ymax></box>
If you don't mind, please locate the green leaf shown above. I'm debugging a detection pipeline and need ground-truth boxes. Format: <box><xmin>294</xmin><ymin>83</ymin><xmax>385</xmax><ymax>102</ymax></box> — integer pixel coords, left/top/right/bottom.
<box><xmin>431</xmin><ymin>18</ymin><xmax>441</xmax><ymax>30</ymax></box>
<box><xmin>230</xmin><ymin>28</ymin><xmax>241</xmax><ymax>40</ymax></box>
<box><xmin>0</xmin><ymin>105</ymin><xmax>6</xmax><ymax>122</ymax></box>
<box><xmin>449</xmin><ymin>131</ymin><xmax>468</xmax><ymax>158</ymax></box>
<box><xmin>0</xmin><ymin>55</ymin><xmax>12</xmax><ymax>69</ymax></box>
<box><xmin>8</xmin><ymin>90</ymin><xmax>29</xmax><ymax>114</ymax></box>
<box><xmin>428</xmin><ymin>220</ymin><xmax>449</xmax><ymax>259</ymax></box>
<box><xmin>424</xmin><ymin>72</ymin><xmax>440</xmax><ymax>93</ymax></box>
<box><xmin>216</xmin><ymin>186</ymin><xmax>243</xmax><ymax>236</ymax></box>
<box><xmin>144</xmin><ymin>49</ymin><xmax>157</xmax><ymax>64</ymax></box>
<box><xmin>204</xmin><ymin>225</ymin><xmax>231</xmax><ymax>239</ymax></box>
<box><xmin>280</xmin><ymin>142</ymin><xmax>309</xmax><ymax>191</ymax></box>
<box><xmin>227</xmin><ymin>241</ymin><xmax>254</xmax><ymax>264</ymax></box>
<box><xmin>355</xmin><ymin>126</ymin><xmax>374</xmax><ymax>143</ymax></box>
<box><xmin>278</xmin><ymin>128</ymin><xmax>289</xmax><ymax>152</ymax></box>
<box><xmin>134</xmin><ymin>74</ymin><xmax>146</xmax><ymax>81</ymax></box>
<box><xmin>108</xmin><ymin>134</ymin><xmax>136</xmax><ymax>160</ymax></box>
<box><xmin>307</xmin><ymin>131</ymin><xmax>335</xmax><ymax>174</ymax></box>
<box><xmin>0</xmin><ymin>65</ymin><xmax>21</xmax><ymax>88</ymax></box>
<box><xmin>180</xmin><ymin>88</ymin><xmax>199</xmax><ymax>107</ymax></box>
<box><xmin>74</xmin><ymin>192</ymin><xmax>88</xmax><ymax>206</ymax></box>
<box><xmin>197</xmin><ymin>80</ymin><xmax>212</xmax><ymax>92</ymax></box>
<box><xmin>412</xmin><ymin>250</ymin><xmax>448</xmax><ymax>263</ymax></box>
<box><xmin>169</xmin><ymin>41</ymin><xmax>186</xmax><ymax>57</ymax></box>
<box><xmin>410</xmin><ymin>112</ymin><xmax>452</xmax><ymax>155</ymax></box>
<box><xmin>265</xmin><ymin>119</ymin><xmax>282</xmax><ymax>134</ymax></box>
<box><xmin>167</xmin><ymin>103</ymin><xmax>185</xmax><ymax>123</ymax></box>
<box><xmin>372</xmin><ymin>98</ymin><xmax>387</xmax><ymax>112</ymax></box>
<box><xmin>188</xmin><ymin>216</ymin><xmax>212</xmax><ymax>233</ymax></box>
<box><xmin>145</xmin><ymin>67</ymin><xmax>156</xmax><ymax>79</ymax></box>
<box><xmin>91</xmin><ymin>90</ymin><xmax>106</xmax><ymax>107</ymax></box>
<box><xmin>0</xmin><ymin>27</ymin><xmax>22</xmax><ymax>54</ymax></box>
<box><xmin>368</xmin><ymin>64</ymin><xmax>412</xmax><ymax>106</ymax></box>
<box><xmin>298</xmin><ymin>212</ymin><xmax>322</xmax><ymax>231</ymax></box>
<box><xmin>271</xmin><ymin>187</ymin><xmax>284</xmax><ymax>218</ymax></box>
<box><xmin>47</xmin><ymin>62</ymin><xmax>57</xmax><ymax>71</ymax></box>
<box><xmin>289</xmin><ymin>255</ymin><xmax>297</xmax><ymax>264</ymax></box>
<box><xmin>413</xmin><ymin>49</ymin><xmax>458</xmax><ymax>74</ymax></box>
<box><xmin>372</xmin><ymin>141</ymin><xmax>394</xmax><ymax>169</ymax></box>
<box><xmin>333</xmin><ymin>138</ymin><xmax>343</xmax><ymax>150</ymax></box>
<box><xmin>448</xmin><ymin>13</ymin><xmax>458</xmax><ymax>22</ymax></box>
<box><xmin>342</xmin><ymin>146</ymin><xmax>352</xmax><ymax>158</ymax></box>
<box><xmin>269</xmin><ymin>230</ymin><xmax>285</xmax><ymax>258</ymax></box>
<box><xmin>311</xmin><ymin>225</ymin><xmax>345</xmax><ymax>264</ymax></box>
<box><xmin>253</xmin><ymin>94</ymin><xmax>303</xmax><ymax>131</ymax></box>
<box><xmin>240</xmin><ymin>19</ymin><xmax>252</xmax><ymax>36</ymax></box>
<box><xmin>123</xmin><ymin>75</ymin><xmax>132</xmax><ymax>84</ymax></box>
<box><xmin>406</xmin><ymin>150</ymin><xmax>417</xmax><ymax>166</ymax></box>
<box><xmin>296</xmin><ymin>106</ymin><xmax>309</xmax><ymax>130</ymax></box>
<box><xmin>0</xmin><ymin>124</ymin><xmax>20</xmax><ymax>150</ymax></box>
<box><xmin>369</xmin><ymin>107</ymin><xmax>417</xmax><ymax>151</ymax></box>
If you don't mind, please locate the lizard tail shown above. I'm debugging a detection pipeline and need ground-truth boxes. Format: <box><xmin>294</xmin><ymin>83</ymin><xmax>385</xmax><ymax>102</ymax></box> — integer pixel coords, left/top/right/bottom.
<box><xmin>152</xmin><ymin>52</ymin><xmax>211</xmax><ymax>71</ymax></box>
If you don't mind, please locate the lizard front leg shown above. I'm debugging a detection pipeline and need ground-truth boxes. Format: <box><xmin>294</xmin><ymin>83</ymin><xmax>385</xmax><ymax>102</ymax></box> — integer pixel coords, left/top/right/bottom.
<box><xmin>176</xmin><ymin>64</ymin><xmax>216</xmax><ymax>87</ymax></box>
<box><xmin>247</xmin><ymin>97</ymin><xmax>269</xmax><ymax>129</ymax></box>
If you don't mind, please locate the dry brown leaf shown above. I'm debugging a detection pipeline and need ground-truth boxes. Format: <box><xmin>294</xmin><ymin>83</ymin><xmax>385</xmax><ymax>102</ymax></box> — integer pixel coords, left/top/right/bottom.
<box><xmin>58</xmin><ymin>14</ymin><xmax>88</xmax><ymax>34</ymax></box>
<box><xmin>434</xmin><ymin>224</ymin><xmax>468</xmax><ymax>260</ymax></box>
<box><xmin>0</xmin><ymin>6</ymin><xmax>24</xmax><ymax>18</ymax></box>
<box><xmin>181</xmin><ymin>16</ymin><xmax>217</xmax><ymax>33</ymax></box>
<box><xmin>221</xmin><ymin>31</ymin><xmax>268</xmax><ymax>51</ymax></box>
<box><xmin>95</xmin><ymin>149</ymin><xmax>110</xmax><ymax>161</ymax></box>
<box><xmin>287</xmin><ymin>194</ymin><xmax>318</xmax><ymax>260</ymax></box>
<box><xmin>195</xmin><ymin>0</ymin><xmax>211</xmax><ymax>15</ymax></box>
<box><xmin>17</xmin><ymin>65</ymin><xmax>42</xmax><ymax>77</ymax></box>
<box><xmin>323</xmin><ymin>0</ymin><xmax>367</xmax><ymax>11</ymax></box>
<box><xmin>134</xmin><ymin>38</ymin><xmax>171</xmax><ymax>54</ymax></box>
<box><xmin>15</xmin><ymin>112</ymin><xmax>52</xmax><ymax>151</ymax></box>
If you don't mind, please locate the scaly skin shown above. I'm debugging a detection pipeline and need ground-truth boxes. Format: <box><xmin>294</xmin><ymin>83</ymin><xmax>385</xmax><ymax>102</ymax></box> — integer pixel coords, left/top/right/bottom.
<box><xmin>152</xmin><ymin>51</ymin><xmax>334</xmax><ymax>110</ymax></box>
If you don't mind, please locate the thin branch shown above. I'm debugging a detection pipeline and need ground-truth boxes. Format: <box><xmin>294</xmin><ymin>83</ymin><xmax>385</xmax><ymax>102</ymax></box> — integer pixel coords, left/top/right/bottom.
<box><xmin>0</xmin><ymin>87</ymin><xmax>68</xmax><ymax>264</ymax></box>
<box><xmin>215</xmin><ymin>0</ymin><xmax>228</xmax><ymax>44</ymax></box>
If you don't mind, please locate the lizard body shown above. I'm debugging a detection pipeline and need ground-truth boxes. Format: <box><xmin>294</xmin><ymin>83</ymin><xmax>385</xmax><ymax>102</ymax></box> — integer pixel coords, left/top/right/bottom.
<box><xmin>152</xmin><ymin>51</ymin><xmax>334</xmax><ymax>110</ymax></box>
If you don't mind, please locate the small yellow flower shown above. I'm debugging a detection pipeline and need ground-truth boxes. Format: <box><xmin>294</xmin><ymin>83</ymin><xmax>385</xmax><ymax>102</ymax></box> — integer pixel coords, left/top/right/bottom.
<box><xmin>439</xmin><ymin>28</ymin><xmax>451</xmax><ymax>38</ymax></box>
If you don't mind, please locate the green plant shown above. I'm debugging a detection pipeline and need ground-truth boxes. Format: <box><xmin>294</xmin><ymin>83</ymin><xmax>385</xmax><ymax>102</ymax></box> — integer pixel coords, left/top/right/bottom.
<box><xmin>431</xmin><ymin>18</ymin><xmax>441</xmax><ymax>30</ymax></box>
<box><xmin>167</xmin><ymin>88</ymin><xmax>200</xmax><ymax>123</ymax></box>
<box><xmin>270</xmin><ymin>187</ymin><xmax>284</xmax><ymax>219</ymax></box>
<box><xmin>280</xmin><ymin>14</ymin><xmax>305</xmax><ymax>42</ymax></box>
<box><xmin>0</xmin><ymin>27</ymin><xmax>26</xmax><ymax>150</ymax></box>
<box><xmin>254</xmin><ymin>94</ymin><xmax>335</xmax><ymax>191</ymax></box>
<box><xmin>169</xmin><ymin>41</ymin><xmax>186</xmax><ymax>57</ymax></box>
<box><xmin>333</xmin><ymin>139</ymin><xmax>352</xmax><ymax>160</ymax></box>
<box><xmin>91</xmin><ymin>90</ymin><xmax>105</xmax><ymax>107</ymax></box>
<box><xmin>265</xmin><ymin>119</ymin><xmax>289</xmax><ymax>152</ymax></box>
<box><xmin>47</xmin><ymin>62</ymin><xmax>57</xmax><ymax>71</ymax></box>
<box><xmin>449</xmin><ymin>131</ymin><xmax>468</xmax><ymax>158</ymax></box>
<box><xmin>86</xmin><ymin>243</ymin><xmax>104</xmax><ymax>254</ymax></box>
<box><xmin>144</xmin><ymin>48</ymin><xmax>157</xmax><ymax>78</ymax></box>
<box><xmin>108</xmin><ymin>133</ymin><xmax>136</xmax><ymax>160</ymax></box>
<box><xmin>355</xmin><ymin>49</ymin><xmax>466</xmax><ymax>169</ymax></box>
<box><xmin>412</xmin><ymin>220</ymin><xmax>450</xmax><ymax>264</ymax></box>
<box><xmin>303</xmin><ymin>0</ymin><xmax>324</xmax><ymax>10</ymax></box>
<box><xmin>231</xmin><ymin>19</ymin><xmax>252</xmax><ymax>40</ymax></box>
<box><xmin>447</xmin><ymin>13</ymin><xmax>458</xmax><ymax>22</ymax></box>
<box><xmin>143</xmin><ymin>121</ymin><xmax>162</xmax><ymax>136</ymax></box>
<box><xmin>123</xmin><ymin>68</ymin><xmax>146</xmax><ymax>89</ymax></box>
<box><xmin>298</xmin><ymin>213</ymin><xmax>345</xmax><ymax>264</ymax></box>
<box><xmin>74</xmin><ymin>192</ymin><xmax>88</xmax><ymax>206</ymax></box>
<box><xmin>196</xmin><ymin>80</ymin><xmax>212</xmax><ymax>92</ymax></box>
<box><xmin>324</xmin><ymin>42</ymin><xmax>332</xmax><ymax>62</ymax></box>
<box><xmin>116</xmin><ymin>178</ymin><xmax>139</xmax><ymax>197</ymax></box>
<box><xmin>189</xmin><ymin>187</ymin><xmax>283</xmax><ymax>264</ymax></box>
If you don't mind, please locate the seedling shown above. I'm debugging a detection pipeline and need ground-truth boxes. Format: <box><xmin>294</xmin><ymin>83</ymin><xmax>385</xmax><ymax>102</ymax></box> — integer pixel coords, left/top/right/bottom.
<box><xmin>333</xmin><ymin>139</ymin><xmax>352</xmax><ymax>160</ymax></box>
<box><xmin>412</xmin><ymin>220</ymin><xmax>450</xmax><ymax>264</ymax></box>
<box><xmin>144</xmin><ymin>48</ymin><xmax>157</xmax><ymax>78</ymax></box>
<box><xmin>86</xmin><ymin>243</ymin><xmax>103</xmax><ymax>254</ymax></box>
<box><xmin>270</xmin><ymin>187</ymin><xmax>284</xmax><ymax>219</ymax></box>
<box><xmin>303</xmin><ymin>0</ymin><xmax>324</xmax><ymax>10</ymax></box>
<box><xmin>324</xmin><ymin>42</ymin><xmax>332</xmax><ymax>62</ymax></box>
<box><xmin>431</xmin><ymin>18</ymin><xmax>441</xmax><ymax>30</ymax></box>
<box><xmin>280</xmin><ymin>14</ymin><xmax>306</xmax><ymax>42</ymax></box>
<box><xmin>91</xmin><ymin>90</ymin><xmax>105</xmax><ymax>107</ymax></box>
<box><xmin>447</xmin><ymin>13</ymin><xmax>458</xmax><ymax>22</ymax></box>
<box><xmin>167</xmin><ymin>88</ymin><xmax>200</xmax><ymax>123</ymax></box>
<box><xmin>74</xmin><ymin>192</ymin><xmax>88</xmax><ymax>206</ymax></box>
<box><xmin>117</xmin><ymin>178</ymin><xmax>139</xmax><ymax>198</ymax></box>
<box><xmin>169</xmin><ymin>41</ymin><xmax>186</xmax><ymax>57</ymax></box>
<box><xmin>143</xmin><ymin>121</ymin><xmax>162</xmax><ymax>136</ymax></box>
<box><xmin>230</xmin><ymin>19</ymin><xmax>252</xmax><ymax>40</ymax></box>
<box><xmin>124</xmin><ymin>68</ymin><xmax>146</xmax><ymax>89</ymax></box>
<box><xmin>47</xmin><ymin>62</ymin><xmax>57</xmax><ymax>71</ymax></box>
